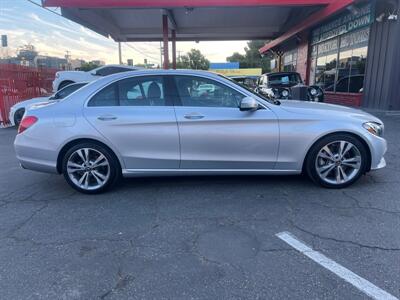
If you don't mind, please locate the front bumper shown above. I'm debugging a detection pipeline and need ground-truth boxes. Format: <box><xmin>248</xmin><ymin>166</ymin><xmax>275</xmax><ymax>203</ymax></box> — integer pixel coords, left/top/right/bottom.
<box><xmin>371</xmin><ymin>157</ymin><xmax>386</xmax><ymax>170</ymax></box>
<box><xmin>368</xmin><ymin>135</ymin><xmax>387</xmax><ymax>171</ymax></box>
<box><xmin>52</xmin><ymin>79</ymin><xmax>59</xmax><ymax>93</ymax></box>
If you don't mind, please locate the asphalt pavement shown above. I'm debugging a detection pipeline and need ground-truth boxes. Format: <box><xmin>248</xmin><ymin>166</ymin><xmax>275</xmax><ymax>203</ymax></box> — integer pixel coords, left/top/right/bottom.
<box><xmin>0</xmin><ymin>111</ymin><xmax>399</xmax><ymax>300</ymax></box>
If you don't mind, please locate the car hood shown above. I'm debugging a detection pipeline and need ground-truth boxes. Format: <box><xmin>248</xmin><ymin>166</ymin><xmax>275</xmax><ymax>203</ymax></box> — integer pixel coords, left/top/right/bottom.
<box><xmin>278</xmin><ymin>100</ymin><xmax>382</xmax><ymax>123</ymax></box>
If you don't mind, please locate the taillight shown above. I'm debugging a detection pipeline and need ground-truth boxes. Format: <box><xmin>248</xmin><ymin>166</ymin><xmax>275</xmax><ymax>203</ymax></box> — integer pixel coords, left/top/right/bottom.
<box><xmin>18</xmin><ymin>116</ymin><xmax>38</xmax><ymax>134</ymax></box>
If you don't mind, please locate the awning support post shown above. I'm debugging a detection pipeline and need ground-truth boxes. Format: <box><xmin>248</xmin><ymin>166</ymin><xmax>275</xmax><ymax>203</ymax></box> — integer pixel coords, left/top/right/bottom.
<box><xmin>162</xmin><ymin>14</ymin><xmax>169</xmax><ymax>69</ymax></box>
<box><xmin>118</xmin><ymin>42</ymin><xmax>122</xmax><ymax>64</ymax></box>
<box><xmin>172</xmin><ymin>30</ymin><xmax>177</xmax><ymax>69</ymax></box>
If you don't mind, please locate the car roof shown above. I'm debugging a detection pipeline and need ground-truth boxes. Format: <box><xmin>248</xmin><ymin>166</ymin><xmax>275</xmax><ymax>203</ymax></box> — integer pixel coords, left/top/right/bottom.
<box><xmin>264</xmin><ymin>71</ymin><xmax>300</xmax><ymax>76</ymax></box>
<box><xmin>230</xmin><ymin>76</ymin><xmax>259</xmax><ymax>79</ymax></box>
<box><xmin>96</xmin><ymin>69</ymin><xmax>224</xmax><ymax>81</ymax></box>
<box><xmin>100</xmin><ymin>64</ymin><xmax>142</xmax><ymax>69</ymax></box>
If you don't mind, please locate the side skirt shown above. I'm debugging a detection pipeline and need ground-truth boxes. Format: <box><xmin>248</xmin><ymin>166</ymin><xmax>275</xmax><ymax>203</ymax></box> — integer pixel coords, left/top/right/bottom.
<box><xmin>122</xmin><ymin>169</ymin><xmax>301</xmax><ymax>177</ymax></box>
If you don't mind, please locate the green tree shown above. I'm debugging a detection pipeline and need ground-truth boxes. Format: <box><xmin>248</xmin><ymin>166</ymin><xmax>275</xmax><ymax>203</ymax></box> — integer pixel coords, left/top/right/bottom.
<box><xmin>176</xmin><ymin>49</ymin><xmax>210</xmax><ymax>70</ymax></box>
<box><xmin>79</xmin><ymin>62</ymin><xmax>99</xmax><ymax>71</ymax></box>
<box><xmin>226</xmin><ymin>40</ymin><xmax>271</xmax><ymax>73</ymax></box>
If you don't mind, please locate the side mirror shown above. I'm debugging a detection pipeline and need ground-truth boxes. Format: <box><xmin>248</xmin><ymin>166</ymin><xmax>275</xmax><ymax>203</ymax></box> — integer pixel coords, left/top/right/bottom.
<box><xmin>239</xmin><ymin>97</ymin><xmax>259</xmax><ymax>112</ymax></box>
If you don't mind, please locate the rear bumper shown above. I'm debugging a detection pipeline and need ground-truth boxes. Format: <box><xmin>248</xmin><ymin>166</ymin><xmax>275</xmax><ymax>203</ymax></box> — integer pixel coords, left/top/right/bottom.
<box><xmin>14</xmin><ymin>134</ymin><xmax>58</xmax><ymax>174</ymax></box>
<box><xmin>18</xmin><ymin>157</ymin><xmax>58</xmax><ymax>174</ymax></box>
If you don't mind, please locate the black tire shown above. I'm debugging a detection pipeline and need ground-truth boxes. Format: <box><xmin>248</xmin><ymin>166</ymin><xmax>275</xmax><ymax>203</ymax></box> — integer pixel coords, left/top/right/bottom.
<box><xmin>305</xmin><ymin>133</ymin><xmax>368</xmax><ymax>189</ymax></box>
<box><xmin>62</xmin><ymin>142</ymin><xmax>121</xmax><ymax>194</ymax></box>
<box><xmin>58</xmin><ymin>80</ymin><xmax>74</xmax><ymax>91</ymax></box>
<box><xmin>14</xmin><ymin>108</ymin><xmax>25</xmax><ymax>127</ymax></box>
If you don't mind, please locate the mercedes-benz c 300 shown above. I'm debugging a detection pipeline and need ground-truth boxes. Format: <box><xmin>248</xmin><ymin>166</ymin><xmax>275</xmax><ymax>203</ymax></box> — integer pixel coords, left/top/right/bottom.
<box><xmin>14</xmin><ymin>70</ymin><xmax>386</xmax><ymax>193</ymax></box>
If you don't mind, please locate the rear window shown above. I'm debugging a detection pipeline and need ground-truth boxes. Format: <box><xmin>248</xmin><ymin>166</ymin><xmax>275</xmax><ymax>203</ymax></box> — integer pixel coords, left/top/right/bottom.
<box><xmin>268</xmin><ymin>73</ymin><xmax>302</xmax><ymax>85</ymax></box>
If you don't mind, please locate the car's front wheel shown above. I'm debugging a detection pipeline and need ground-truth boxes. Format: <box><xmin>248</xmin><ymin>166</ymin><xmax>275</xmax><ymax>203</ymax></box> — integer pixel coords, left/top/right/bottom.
<box><xmin>62</xmin><ymin>143</ymin><xmax>120</xmax><ymax>194</ymax></box>
<box><xmin>305</xmin><ymin>134</ymin><xmax>368</xmax><ymax>188</ymax></box>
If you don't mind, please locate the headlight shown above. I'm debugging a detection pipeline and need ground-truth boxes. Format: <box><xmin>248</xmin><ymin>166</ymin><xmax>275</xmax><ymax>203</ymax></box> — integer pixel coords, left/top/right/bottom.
<box><xmin>262</xmin><ymin>88</ymin><xmax>276</xmax><ymax>98</ymax></box>
<box><xmin>310</xmin><ymin>88</ymin><xmax>318</xmax><ymax>96</ymax></box>
<box><xmin>55</xmin><ymin>73</ymin><xmax>60</xmax><ymax>78</ymax></box>
<box><xmin>281</xmin><ymin>90</ymin><xmax>289</xmax><ymax>98</ymax></box>
<box><xmin>363</xmin><ymin>122</ymin><xmax>384</xmax><ymax>137</ymax></box>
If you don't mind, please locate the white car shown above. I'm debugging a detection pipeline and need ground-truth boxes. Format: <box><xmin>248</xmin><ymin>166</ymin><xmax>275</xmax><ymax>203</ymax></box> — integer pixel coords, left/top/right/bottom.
<box><xmin>9</xmin><ymin>82</ymin><xmax>87</xmax><ymax>127</ymax></box>
<box><xmin>52</xmin><ymin>64</ymin><xmax>141</xmax><ymax>92</ymax></box>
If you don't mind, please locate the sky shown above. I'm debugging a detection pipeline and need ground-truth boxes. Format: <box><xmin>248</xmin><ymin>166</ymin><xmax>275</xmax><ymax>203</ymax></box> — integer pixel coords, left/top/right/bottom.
<box><xmin>0</xmin><ymin>0</ymin><xmax>248</xmax><ymax>65</ymax></box>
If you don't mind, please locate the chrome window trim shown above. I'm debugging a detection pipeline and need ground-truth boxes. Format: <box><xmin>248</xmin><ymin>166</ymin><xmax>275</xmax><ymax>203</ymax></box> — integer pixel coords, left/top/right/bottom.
<box><xmin>84</xmin><ymin>72</ymin><xmax>269</xmax><ymax>110</ymax></box>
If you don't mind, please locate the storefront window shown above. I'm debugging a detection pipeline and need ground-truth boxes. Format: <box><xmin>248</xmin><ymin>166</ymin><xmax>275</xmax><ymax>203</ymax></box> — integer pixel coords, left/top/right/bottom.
<box><xmin>283</xmin><ymin>50</ymin><xmax>297</xmax><ymax>72</ymax></box>
<box><xmin>312</xmin><ymin>27</ymin><xmax>369</xmax><ymax>93</ymax></box>
<box><xmin>309</xmin><ymin>2</ymin><xmax>373</xmax><ymax>94</ymax></box>
<box><xmin>314</xmin><ymin>38</ymin><xmax>338</xmax><ymax>90</ymax></box>
<box><xmin>336</xmin><ymin>28</ymin><xmax>369</xmax><ymax>93</ymax></box>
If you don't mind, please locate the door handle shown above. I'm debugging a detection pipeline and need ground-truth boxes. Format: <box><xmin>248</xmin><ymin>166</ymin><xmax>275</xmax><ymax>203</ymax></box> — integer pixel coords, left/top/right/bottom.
<box><xmin>184</xmin><ymin>113</ymin><xmax>205</xmax><ymax>120</ymax></box>
<box><xmin>97</xmin><ymin>115</ymin><xmax>117</xmax><ymax>121</ymax></box>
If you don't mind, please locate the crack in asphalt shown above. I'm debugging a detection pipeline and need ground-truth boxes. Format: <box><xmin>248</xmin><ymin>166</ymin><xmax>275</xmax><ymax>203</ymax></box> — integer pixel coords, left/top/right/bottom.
<box><xmin>5</xmin><ymin>201</ymin><xmax>49</xmax><ymax>238</ymax></box>
<box><xmin>99</xmin><ymin>267</ymin><xmax>134</xmax><ymax>299</ymax></box>
<box><xmin>291</xmin><ymin>222</ymin><xmax>400</xmax><ymax>251</ymax></box>
<box><xmin>342</xmin><ymin>191</ymin><xmax>400</xmax><ymax>215</ymax></box>
<box><xmin>281</xmin><ymin>188</ymin><xmax>400</xmax><ymax>252</ymax></box>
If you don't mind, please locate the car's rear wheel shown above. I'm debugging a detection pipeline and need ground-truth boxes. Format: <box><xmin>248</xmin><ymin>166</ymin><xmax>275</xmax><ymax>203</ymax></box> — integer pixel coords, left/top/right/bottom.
<box><xmin>305</xmin><ymin>134</ymin><xmax>368</xmax><ymax>188</ymax></box>
<box><xmin>62</xmin><ymin>143</ymin><xmax>120</xmax><ymax>194</ymax></box>
<box><xmin>14</xmin><ymin>108</ymin><xmax>25</xmax><ymax>127</ymax></box>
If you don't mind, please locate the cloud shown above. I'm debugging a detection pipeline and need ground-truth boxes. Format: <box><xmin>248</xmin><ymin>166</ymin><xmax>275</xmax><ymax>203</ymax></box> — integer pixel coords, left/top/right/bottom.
<box><xmin>1</xmin><ymin>1</ymin><xmax>248</xmax><ymax>64</ymax></box>
<box><xmin>27</xmin><ymin>12</ymin><xmax>80</xmax><ymax>36</ymax></box>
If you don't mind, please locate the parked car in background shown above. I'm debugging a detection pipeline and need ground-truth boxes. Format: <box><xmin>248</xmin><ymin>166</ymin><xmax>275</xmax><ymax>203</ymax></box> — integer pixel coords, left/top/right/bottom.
<box><xmin>14</xmin><ymin>69</ymin><xmax>386</xmax><ymax>194</ymax></box>
<box><xmin>256</xmin><ymin>72</ymin><xmax>324</xmax><ymax>102</ymax></box>
<box><xmin>9</xmin><ymin>82</ymin><xmax>87</xmax><ymax>126</ymax></box>
<box><xmin>325</xmin><ymin>75</ymin><xmax>365</xmax><ymax>93</ymax></box>
<box><xmin>52</xmin><ymin>64</ymin><xmax>141</xmax><ymax>92</ymax></box>
<box><xmin>230</xmin><ymin>76</ymin><xmax>259</xmax><ymax>90</ymax></box>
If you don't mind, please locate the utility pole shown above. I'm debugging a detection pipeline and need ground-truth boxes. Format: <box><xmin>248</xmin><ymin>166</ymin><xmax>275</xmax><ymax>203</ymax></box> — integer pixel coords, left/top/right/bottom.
<box><xmin>118</xmin><ymin>42</ymin><xmax>122</xmax><ymax>64</ymax></box>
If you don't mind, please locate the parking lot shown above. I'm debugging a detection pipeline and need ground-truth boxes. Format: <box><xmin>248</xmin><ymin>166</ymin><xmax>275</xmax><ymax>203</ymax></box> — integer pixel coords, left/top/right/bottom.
<box><xmin>0</xmin><ymin>112</ymin><xmax>399</xmax><ymax>299</ymax></box>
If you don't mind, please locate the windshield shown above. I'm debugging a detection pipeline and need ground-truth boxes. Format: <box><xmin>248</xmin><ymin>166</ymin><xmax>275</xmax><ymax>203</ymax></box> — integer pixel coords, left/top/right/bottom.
<box><xmin>53</xmin><ymin>83</ymin><xmax>87</xmax><ymax>100</ymax></box>
<box><xmin>218</xmin><ymin>74</ymin><xmax>278</xmax><ymax>105</ymax></box>
<box><xmin>268</xmin><ymin>73</ymin><xmax>302</xmax><ymax>86</ymax></box>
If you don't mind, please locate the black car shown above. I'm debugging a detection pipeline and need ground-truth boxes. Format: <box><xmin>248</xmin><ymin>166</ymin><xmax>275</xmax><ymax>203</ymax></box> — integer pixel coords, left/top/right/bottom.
<box><xmin>325</xmin><ymin>75</ymin><xmax>364</xmax><ymax>93</ymax></box>
<box><xmin>229</xmin><ymin>76</ymin><xmax>259</xmax><ymax>90</ymax></box>
<box><xmin>256</xmin><ymin>72</ymin><xmax>324</xmax><ymax>102</ymax></box>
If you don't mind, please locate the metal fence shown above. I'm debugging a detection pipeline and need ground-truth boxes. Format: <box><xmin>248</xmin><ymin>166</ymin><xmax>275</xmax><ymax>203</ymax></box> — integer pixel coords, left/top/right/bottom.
<box><xmin>0</xmin><ymin>64</ymin><xmax>57</xmax><ymax>127</ymax></box>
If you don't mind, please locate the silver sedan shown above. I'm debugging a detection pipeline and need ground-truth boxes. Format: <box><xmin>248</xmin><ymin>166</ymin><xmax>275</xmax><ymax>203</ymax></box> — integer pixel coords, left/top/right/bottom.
<box><xmin>14</xmin><ymin>70</ymin><xmax>387</xmax><ymax>193</ymax></box>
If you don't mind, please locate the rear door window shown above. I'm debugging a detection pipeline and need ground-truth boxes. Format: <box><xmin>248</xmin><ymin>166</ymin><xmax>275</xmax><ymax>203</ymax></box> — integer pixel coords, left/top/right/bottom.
<box><xmin>88</xmin><ymin>76</ymin><xmax>170</xmax><ymax>107</ymax></box>
<box><xmin>118</xmin><ymin>76</ymin><xmax>166</xmax><ymax>106</ymax></box>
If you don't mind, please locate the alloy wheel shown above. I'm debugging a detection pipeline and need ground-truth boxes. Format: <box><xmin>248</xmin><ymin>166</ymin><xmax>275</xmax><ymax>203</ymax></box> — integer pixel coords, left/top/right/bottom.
<box><xmin>315</xmin><ymin>140</ymin><xmax>362</xmax><ymax>185</ymax></box>
<box><xmin>66</xmin><ymin>147</ymin><xmax>110</xmax><ymax>191</ymax></box>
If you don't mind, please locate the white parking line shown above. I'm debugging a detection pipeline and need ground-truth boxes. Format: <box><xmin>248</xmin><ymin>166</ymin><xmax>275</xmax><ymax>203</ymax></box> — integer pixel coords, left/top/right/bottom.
<box><xmin>276</xmin><ymin>231</ymin><xmax>398</xmax><ymax>300</ymax></box>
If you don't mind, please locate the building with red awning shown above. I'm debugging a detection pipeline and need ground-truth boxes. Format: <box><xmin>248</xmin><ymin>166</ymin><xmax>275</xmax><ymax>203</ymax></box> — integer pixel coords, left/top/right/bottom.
<box><xmin>43</xmin><ymin>0</ymin><xmax>400</xmax><ymax>110</ymax></box>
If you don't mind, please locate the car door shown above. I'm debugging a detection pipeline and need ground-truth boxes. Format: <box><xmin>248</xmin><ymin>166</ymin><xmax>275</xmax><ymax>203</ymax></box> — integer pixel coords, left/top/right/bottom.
<box><xmin>172</xmin><ymin>75</ymin><xmax>279</xmax><ymax>169</ymax></box>
<box><xmin>84</xmin><ymin>75</ymin><xmax>180</xmax><ymax>169</ymax></box>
